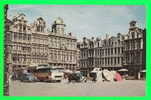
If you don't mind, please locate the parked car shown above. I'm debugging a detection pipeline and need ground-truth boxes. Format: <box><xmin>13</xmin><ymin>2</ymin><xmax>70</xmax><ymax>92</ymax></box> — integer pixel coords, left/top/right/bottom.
<box><xmin>68</xmin><ymin>71</ymin><xmax>84</xmax><ymax>82</ymax></box>
<box><xmin>50</xmin><ymin>69</ymin><xmax>64</xmax><ymax>82</ymax></box>
<box><xmin>20</xmin><ymin>73</ymin><xmax>38</xmax><ymax>82</ymax></box>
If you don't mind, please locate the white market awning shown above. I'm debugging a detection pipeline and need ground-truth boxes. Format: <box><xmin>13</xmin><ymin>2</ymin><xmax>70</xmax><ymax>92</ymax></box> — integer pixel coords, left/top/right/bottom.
<box><xmin>118</xmin><ymin>69</ymin><xmax>128</xmax><ymax>72</ymax></box>
<box><xmin>140</xmin><ymin>69</ymin><xmax>146</xmax><ymax>73</ymax></box>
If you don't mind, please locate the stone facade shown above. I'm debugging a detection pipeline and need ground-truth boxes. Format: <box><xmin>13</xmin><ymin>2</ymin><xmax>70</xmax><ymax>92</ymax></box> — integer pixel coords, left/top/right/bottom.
<box><xmin>5</xmin><ymin>12</ymin><xmax>145</xmax><ymax>78</ymax></box>
<box><xmin>6</xmin><ymin>13</ymin><xmax>79</xmax><ymax>71</ymax></box>
<box><xmin>78</xmin><ymin>21</ymin><xmax>145</xmax><ymax>78</ymax></box>
<box><xmin>123</xmin><ymin>21</ymin><xmax>146</xmax><ymax>79</ymax></box>
<box><xmin>31</xmin><ymin>17</ymin><xmax>48</xmax><ymax>66</ymax></box>
<box><xmin>77</xmin><ymin>37</ymin><xmax>94</xmax><ymax>74</ymax></box>
<box><xmin>101</xmin><ymin>33</ymin><xmax>124</xmax><ymax>69</ymax></box>
<box><xmin>48</xmin><ymin>17</ymin><xmax>79</xmax><ymax>69</ymax></box>
<box><xmin>8</xmin><ymin>13</ymin><xmax>31</xmax><ymax>71</ymax></box>
<box><xmin>78</xmin><ymin>34</ymin><xmax>125</xmax><ymax>75</ymax></box>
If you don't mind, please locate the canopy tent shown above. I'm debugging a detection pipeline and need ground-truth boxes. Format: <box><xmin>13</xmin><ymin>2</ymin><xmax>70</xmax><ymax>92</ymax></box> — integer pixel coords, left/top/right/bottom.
<box><xmin>102</xmin><ymin>70</ymin><xmax>114</xmax><ymax>81</ymax></box>
<box><xmin>114</xmin><ymin>72</ymin><xmax>122</xmax><ymax>81</ymax></box>
<box><xmin>140</xmin><ymin>69</ymin><xmax>146</xmax><ymax>73</ymax></box>
<box><xmin>118</xmin><ymin>69</ymin><xmax>128</xmax><ymax>72</ymax></box>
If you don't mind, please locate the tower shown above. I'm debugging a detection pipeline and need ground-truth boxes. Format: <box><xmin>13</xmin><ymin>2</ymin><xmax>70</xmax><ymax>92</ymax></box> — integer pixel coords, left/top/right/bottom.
<box><xmin>52</xmin><ymin>17</ymin><xmax>66</xmax><ymax>34</ymax></box>
<box><xmin>129</xmin><ymin>20</ymin><xmax>137</xmax><ymax>30</ymax></box>
<box><xmin>34</xmin><ymin>17</ymin><xmax>46</xmax><ymax>32</ymax></box>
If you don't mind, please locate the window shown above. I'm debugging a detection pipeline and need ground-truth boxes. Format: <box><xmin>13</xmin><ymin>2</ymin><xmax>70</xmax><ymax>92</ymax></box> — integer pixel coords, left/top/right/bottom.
<box><xmin>37</xmin><ymin>26</ymin><xmax>40</xmax><ymax>32</ymax></box>
<box><xmin>115</xmin><ymin>48</ymin><xmax>117</xmax><ymax>54</ymax></box>
<box><xmin>118</xmin><ymin>40</ymin><xmax>120</xmax><ymax>45</ymax></box>
<box><xmin>19</xmin><ymin>34</ymin><xmax>22</xmax><ymax>40</ymax></box>
<box><xmin>108</xmin><ymin>49</ymin><xmax>110</xmax><ymax>55</ymax></box>
<box><xmin>28</xmin><ymin>35</ymin><xmax>31</xmax><ymax>40</ymax></box>
<box><xmin>114</xmin><ymin>58</ymin><xmax>116</xmax><ymax>65</ymax></box>
<box><xmin>23</xmin><ymin>25</ymin><xmax>26</xmax><ymax>32</ymax></box>
<box><xmin>118</xmin><ymin>48</ymin><xmax>120</xmax><ymax>54</ymax></box>
<box><xmin>122</xmin><ymin>47</ymin><xmax>124</xmax><ymax>53</ymax></box>
<box><xmin>132</xmin><ymin>32</ymin><xmax>135</xmax><ymax>39</ymax></box>
<box><xmin>23</xmin><ymin>34</ymin><xmax>26</xmax><ymax>40</ymax></box>
<box><xmin>111</xmin><ymin>48</ymin><xmax>113</xmax><ymax>55</ymax></box>
<box><xmin>12</xmin><ymin>56</ymin><xmax>17</xmax><ymax>62</ymax></box>
<box><xmin>19</xmin><ymin>24</ymin><xmax>22</xmax><ymax>32</ymax></box>
<box><xmin>14</xmin><ymin>33</ymin><xmax>17</xmax><ymax>40</ymax></box>
<box><xmin>118</xmin><ymin>57</ymin><xmax>120</xmax><ymax>64</ymax></box>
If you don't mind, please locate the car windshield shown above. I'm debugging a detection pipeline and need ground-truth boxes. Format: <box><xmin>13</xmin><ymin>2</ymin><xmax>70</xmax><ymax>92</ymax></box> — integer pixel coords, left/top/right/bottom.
<box><xmin>50</xmin><ymin>67</ymin><xmax>64</xmax><ymax>72</ymax></box>
<box><xmin>26</xmin><ymin>73</ymin><xmax>33</xmax><ymax>76</ymax></box>
<box><xmin>35</xmin><ymin>68</ymin><xmax>51</xmax><ymax>73</ymax></box>
<box><xmin>51</xmin><ymin>69</ymin><xmax>59</xmax><ymax>72</ymax></box>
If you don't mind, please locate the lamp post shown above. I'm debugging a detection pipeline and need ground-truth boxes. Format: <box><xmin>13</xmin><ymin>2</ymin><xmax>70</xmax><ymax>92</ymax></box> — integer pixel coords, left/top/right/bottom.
<box><xmin>4</xmin><ymin>4</ymin><xmax>9</xmax><ymax>96</ymax></box>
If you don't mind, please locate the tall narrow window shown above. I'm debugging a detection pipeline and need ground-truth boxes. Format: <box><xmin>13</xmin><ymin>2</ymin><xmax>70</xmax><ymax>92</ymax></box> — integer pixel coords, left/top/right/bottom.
<box><xmin>23</xmin><ymin>25</ymin><xmax>26</xmax><ymax>32</ymax></box>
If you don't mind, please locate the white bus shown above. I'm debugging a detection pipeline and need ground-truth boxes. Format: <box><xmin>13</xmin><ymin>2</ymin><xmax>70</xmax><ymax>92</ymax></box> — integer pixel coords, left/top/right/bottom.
<box><xmin>34</xmin><ymin>64</ymin><xmax>64</xmax><ymax>82</ymax></box>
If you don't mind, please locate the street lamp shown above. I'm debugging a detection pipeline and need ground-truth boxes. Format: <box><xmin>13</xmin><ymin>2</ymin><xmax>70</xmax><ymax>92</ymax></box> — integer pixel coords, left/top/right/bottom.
<box><xmin>4</xmin><ymin>4</ymin><xmax>9</xmax><ymax>96</ymax></box>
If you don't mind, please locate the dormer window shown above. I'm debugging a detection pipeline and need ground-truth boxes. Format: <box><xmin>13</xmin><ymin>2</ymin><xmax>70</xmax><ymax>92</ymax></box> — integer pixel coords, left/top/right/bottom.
<box><xmin>129</xmin><ymin>21</ymin><xmax>137</xmax><ymax>27</ymax></box>
<box><xmin>23</xmin><ymin>25</ymin><xmax>26</xmax><ymax>32</ymax></box>
<box><xmin>19</xmin><ymin>24</ymin><xmax>22</xmax><ymax>32</ymax></box>
<box><xmin>21</xmin><ymin>16</ymin><xmax>24</xmax><ymax>20</ymax></box>
<box><xmin>34</xmin><ymin>17</ymin><xmax>46</xmax><ymax>32</ymax></box>
<box><xmin>118</xmin><ymin>40</ymin><xmax>120</xmax><ymax>43</ymax></box>
<box><xmin>131</xmin><ymin>32</ymin><xmax>135</xmax><ymax>39</ymax></box>
<box><xmin>37</xmin><ymin>26</ymin><xmax>40</xmax><ymax>32</ymax></box>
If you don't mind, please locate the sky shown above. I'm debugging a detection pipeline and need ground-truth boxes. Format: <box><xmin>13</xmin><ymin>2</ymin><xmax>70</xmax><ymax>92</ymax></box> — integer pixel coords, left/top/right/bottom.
<box><xmin>8</xmin><ymin>5</ymin><xmax>146</xmax><ymax>41</ymax></box>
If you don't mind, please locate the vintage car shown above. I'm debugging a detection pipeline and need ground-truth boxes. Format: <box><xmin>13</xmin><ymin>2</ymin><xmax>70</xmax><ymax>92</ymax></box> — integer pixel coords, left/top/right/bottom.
<box><xmin>50</xmin><ymin>69</ymin><xmax>64</xmax><ymax>82</ymax></box>
<box><xmin>20</xmin><ymin>72</ymin><xmax>38</xmax><ymax>82</ymax></box>
<box><xmin>68</xmin><ymin>71</ymin><xmax>84</xmax><ymax>82</ymax></box>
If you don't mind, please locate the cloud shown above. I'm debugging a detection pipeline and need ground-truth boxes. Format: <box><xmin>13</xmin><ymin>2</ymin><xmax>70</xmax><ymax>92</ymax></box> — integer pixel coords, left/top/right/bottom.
<box><xmin>8</xmin><ymin>5</ymin><xmax>145</xmax><ymax>41</ymax></box>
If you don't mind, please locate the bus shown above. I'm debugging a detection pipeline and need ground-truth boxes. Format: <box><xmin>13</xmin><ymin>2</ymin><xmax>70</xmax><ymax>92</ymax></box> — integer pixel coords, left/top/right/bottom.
<box><xmin>34</xmin><ymin>64</ymin><xmax>64</xmax><ymax>82</ymax></box>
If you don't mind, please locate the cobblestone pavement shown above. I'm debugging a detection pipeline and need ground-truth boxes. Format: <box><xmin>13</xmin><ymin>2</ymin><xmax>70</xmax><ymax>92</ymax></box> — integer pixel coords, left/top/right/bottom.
<box><xmin>9</xmin><ymin>80</ymin><xmax>145</xmax><ymax>96</ymax></box>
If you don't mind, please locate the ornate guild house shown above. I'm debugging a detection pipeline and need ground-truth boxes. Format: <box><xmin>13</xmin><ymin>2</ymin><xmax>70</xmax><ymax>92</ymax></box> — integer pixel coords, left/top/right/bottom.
<box><xmin>78</xmin><ymin>21</ymin><xmax>145</xmax><ymax>79</ymax></box>
<box><xmin>5</xmin><ymin>13</ymin><xmax>79</xmax><ymax>72</ymax></box>
<box><xmin>123</xmin><ymin>21</ymin><xmax>146</xmax><ymax>79</ymax></box>
<box><xmin>78</xmin><ymin>33</ymin><xmax>125</xmax><ymax>75</ymax></box>
<box><xmin>48</xmin><ymin>17</ymin><xmax>79</xmax><ymax>69</ymax></box>
<box><xmin>5</xmin><ymin>12</ymin><xmax>145</xmax><ymax>80</ymax></box>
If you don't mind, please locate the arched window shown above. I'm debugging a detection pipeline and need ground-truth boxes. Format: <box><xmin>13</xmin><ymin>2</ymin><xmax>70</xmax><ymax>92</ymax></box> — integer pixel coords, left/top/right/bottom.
<box><xmin>131</xmin><ymin>32</ymin><xmax>135</xmax><ymax>39</ymax></box>
<box><xmin>19</xmin><ymin>24</ymin><xmax>22</xmax><ymax>32</ymax></box>
<box><xmin>23</xmin><ymin>25</ymin><xmax>26</xmax><ymax>32</ymax></box>
<box><xmin>37</xmin><ymin>26</ymin><xmax>40</xmax><ymax>32</ymax></box>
